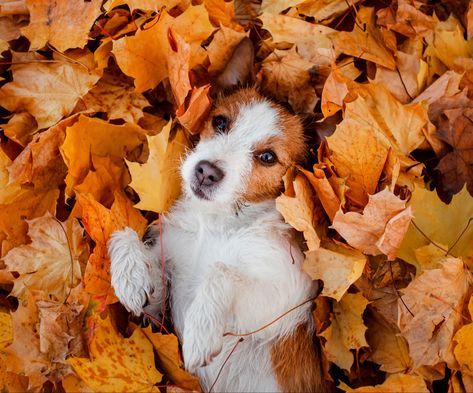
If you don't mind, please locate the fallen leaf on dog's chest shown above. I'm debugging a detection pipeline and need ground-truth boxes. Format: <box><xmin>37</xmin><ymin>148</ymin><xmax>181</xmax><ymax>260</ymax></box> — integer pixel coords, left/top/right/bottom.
<box><xmin>339</xmin><ymin>374</ymin><xmax>429</xmax><ymax>392</ymax></box>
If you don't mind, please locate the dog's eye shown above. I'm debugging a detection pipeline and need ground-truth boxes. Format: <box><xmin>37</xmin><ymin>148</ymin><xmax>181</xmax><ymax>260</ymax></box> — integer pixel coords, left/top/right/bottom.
<box><xmin>256</xmin><ymin>150</ymin><xmax>277</xmax><ymax>166</ymax></box>
<box><xmin>212</xmin><ymin>115</ymin><xmax>228</xmax><ymax>133</ymax></box>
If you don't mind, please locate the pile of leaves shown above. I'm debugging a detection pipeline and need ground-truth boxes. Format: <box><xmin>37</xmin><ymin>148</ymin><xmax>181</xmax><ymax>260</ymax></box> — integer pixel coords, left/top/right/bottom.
<box><xmin>0</xmin><ymin>0</ymin><xmax>473</xmax><ymax>391</ymax></box>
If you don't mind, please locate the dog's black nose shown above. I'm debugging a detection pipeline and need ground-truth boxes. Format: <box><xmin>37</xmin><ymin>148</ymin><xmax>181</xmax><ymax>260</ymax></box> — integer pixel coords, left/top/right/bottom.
<box><xmin>195</xmin><ymin>160</ymin><xmax>224</xmax><ymax>186</ymax></box>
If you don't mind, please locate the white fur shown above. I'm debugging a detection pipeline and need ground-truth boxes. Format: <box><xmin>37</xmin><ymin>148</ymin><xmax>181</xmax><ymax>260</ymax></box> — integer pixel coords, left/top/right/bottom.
<box><xmin>108</xmin><ymin>98</ymin><xmax>316</xmax><ymax>392</ymax></box>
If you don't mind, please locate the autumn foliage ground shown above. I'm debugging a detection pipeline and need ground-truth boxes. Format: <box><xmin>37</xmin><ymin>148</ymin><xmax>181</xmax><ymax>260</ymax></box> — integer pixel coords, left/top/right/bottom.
<box><xmin>0</xmin><ymin>0</ymin><xmax>473</xmax><ymax>392</ymax></box>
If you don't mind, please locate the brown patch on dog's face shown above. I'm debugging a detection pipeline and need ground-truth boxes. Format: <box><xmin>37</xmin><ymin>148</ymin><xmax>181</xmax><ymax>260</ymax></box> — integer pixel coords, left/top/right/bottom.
<box><xmin>242</xmin><ymin>102</ymin><xmax>306</xmax><ymax>203</ymax></box>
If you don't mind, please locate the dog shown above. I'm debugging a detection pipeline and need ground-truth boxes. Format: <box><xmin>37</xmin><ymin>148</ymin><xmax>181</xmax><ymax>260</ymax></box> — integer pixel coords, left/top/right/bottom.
<box><xmin>108</xmin><ymin>38</ymin><xmax>331</xmax><ymax>392</ymax></box>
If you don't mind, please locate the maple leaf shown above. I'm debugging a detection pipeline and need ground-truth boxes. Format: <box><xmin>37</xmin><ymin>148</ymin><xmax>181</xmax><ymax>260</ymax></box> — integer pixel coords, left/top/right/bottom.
<box><xmin>21</xmin><ymin>0</ymin><xmax>103</xmax><ymax>52</ymax></box>
<box><xmin>320</xmin><ymin>293</ymin><xmax>369</xmax><ymax>371</ymax></box>
<box><xmin>78</xmin><ymin>72</ymin><xmax>150</xmax><ymax>124</ymax></box>
<box><xmin>0</xmin><ymin>59</ymin><xmax>100</xmax><ymax>130</ymax></box>
<box><xmin>0</xmin><ymin>311</ymin><xmax>12</xmax><ymax>350</ymax></box>
<box><xmin>207</xmin><ymin>25</ymin><xmax>246</xmax><ymax>74</ymax></box>
<box><xmin>435</xmin><ymin>107</ymin><xmax>473</xmax><ymax>200</ymax></box>
<box><xmin>60</xmin><ymin>115</ymin><xmax>147</xmax><ymax>196</ymax></box>
<box><xmin>68</xmin><ymin>315</ymin><xmax>162</xmax><ymax>392</ymax></box>
<box><xmin>297</xmin><ymin>0</ymin><xmax>361</xmax><ymax>22</ymax></box>
<box><xmin>303</xmin><ymin>242</ymin><xmax>366</xmax><ymax>301</ymax></box>
<box><xmin>1</xmin><ymin>111</ymin><xmax>37</xmax><ymax>147</ymax></box>
<box><xmin>176</xmin><ymin>85</ymin><xmax>212</xmax><ymax>134</ymax></box>
<box><xmin>127</xmin><ymin>121</ymin><xmax>190</xmax><ymax>213</ymax></box>
<box><xmin>332</xmin><ymin>188</ymin><xmax>413</xmax><ymax>260</ymax></box>
<box><xmin>260</xmin><ymin>48</ymin><xmax>318</xmax><ymax>113</ymax></box>
<box><xmin>259</xmin><ymin>13</ymin><xmax>336</xmax><ymax>66</ymax></box>
<box><xmin>104</xmin><ymin>0</ymin><xmax>183</xmax><ymax>13</ymax></box>
<box><xmin>3</xmin><ymin>213</ymin><xmax>87</xmax><ymax>302</ymax></box>
<box><xmin>0</xmin><ymin>149</ymin><xmax>26</xmax><ymax>205</ymax></box>
<box><xmin>203</xmin><ymin>0</ymin><xmax>243</xmax><ymax>32</ymax></box>
<box><xmin>398</xmin><ymin>257</ymin><xmax>472</xmax><ymax>370</ymax></box>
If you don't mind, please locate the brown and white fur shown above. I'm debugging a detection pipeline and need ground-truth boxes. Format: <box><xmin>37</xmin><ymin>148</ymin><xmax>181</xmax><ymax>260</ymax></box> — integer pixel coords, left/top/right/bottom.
<box><xmin>108</xmin><ymin>39</ymin><xmax>331</xmax><ymax>392</ymax></box>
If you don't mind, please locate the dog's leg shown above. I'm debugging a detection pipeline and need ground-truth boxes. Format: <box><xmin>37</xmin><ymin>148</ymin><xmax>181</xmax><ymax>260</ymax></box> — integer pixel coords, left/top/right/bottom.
<box><xmin>182</xmin><ymin>262</ymin><xmax>244</xmax><ymax>373</ymax></box>
<box><xmin>107</xmin><ymin>226</ymin><xmax>164</xmax><ymax>316</ymax></box>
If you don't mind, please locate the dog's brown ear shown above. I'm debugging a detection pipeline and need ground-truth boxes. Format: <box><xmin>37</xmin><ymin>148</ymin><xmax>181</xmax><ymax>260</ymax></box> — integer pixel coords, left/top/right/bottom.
<box><xmin>214</xmin><ymin>37</ymin><xmax>255</xmax><ymax>92</ymax></box>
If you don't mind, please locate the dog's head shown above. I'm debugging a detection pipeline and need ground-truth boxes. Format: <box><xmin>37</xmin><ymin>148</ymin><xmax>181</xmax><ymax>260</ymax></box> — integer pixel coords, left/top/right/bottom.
<box><xmin>181</xmin><ymin>39</ymin><xmax>306</xmax><ymax>208</ymax></box>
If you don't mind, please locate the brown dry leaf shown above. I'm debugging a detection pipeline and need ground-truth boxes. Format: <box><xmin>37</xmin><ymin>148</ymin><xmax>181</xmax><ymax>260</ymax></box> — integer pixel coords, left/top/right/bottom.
<box><xmin>6</xmin><ymin>291</ymin><xmax>55</xmax><ymax>389</ymax></box>
<box><xmin>339</xmin><ymin>374</ymin><xmax>428</xmax><ymax>392</ymax></box>
<box><xmin>365</xmin><ymin>308</ymin><xmax>412</xmax><ymax>373</ymax></box>
<box><xmin>413</xmin><ymin>70</ymin><xmax>463</xmax><ymax>107</ymax></box>
<box><xmin>8</xmin><ymin>114</ymin><xmax>79</xmax><ymax>191</ymax></box>
<box><xmin>332</xmin><ymin>188</ymin><xmax>413</xmax><ymax>260</ymax></box>
<box><xmin>320</xmin><ymin>292</ymin><xmax>369</xmax><ymax>371</ymax></box>
<box><xmin>0</xmin><ymin>188</ymin><xmax>59</xmax><ymax>257</ymax></box>
<box><xmin>68</xmin><ymin>315</ymin><xmax>162</xmax><ymax>392</ymax></box>
<box><xmin>321</xmin><ymin>67</ymin><xmax>351</xmax><ymax>117</ymax></box>
<box><xmin>453</xmin><ymin>295</ymin><xmax>473</xmax><ymax>375</ymax></box>
<box><xmin>207</xmin><ymin>25</ymin><xmax>246</xmax><ymax>74</ymax></box>
<box><xmin>376</xmin><ymin>0</ymin><xmax>435</xmax><ymax>38</ymax></box>
<box><xmin>2</xmin><ymin>111</ymin><xmax>37</xmax><ymax>147</ymax></box>
<box><xmin>60</xmin><ymin>115</ymin><xmax>147</xmax><ymax>196</ymax></box>
<box><xmin>332</xmin><ymin>7</ymin><xmax>395</xmax><ymax>70</ymax></box>
<box><xmin>276</xmin><ymin>169</ymin><xmax>321</xmax><ymax>251</ymax></box>
<box><xmin>298</xmin><ymin>164</ymin><xmax>340</xmax><ymax>221</ymax></box>
<box><xmin>303</xmin><ymin>242</ymin><xmax>366</xmax><ymax>301</ymax></box>
<box><xmin>435</xmin><ymin>107</ymin><xmax>473</xmax><ymax>199</ymax></box>
<box><xmin>127</xmin><ymin>121</ymin><xmax>190</xmax><ymax>213</ymax></box>
<box><xmin>78</xmin><ymin>72</ymin><xmax>149</xmax><ymax>124</ymax></box>
<box><xmin>3</xmin><ymin>213</ymin><xmax>87</xmax><ymax>302</ymax></box>
<box><xmin>0</xmin><ymin>60</ymin><xmax>99</xmax><ymax>130</ymax></box>
<box><xmin>397</xmin><ymin>186</ymin><xmax>473</xmax><ymax>267</ymax></box>
<box><xmin>176</xmin><ymin>84</ymin><xmax>212</xmax><ymax>134</ymax></box>
<box><xmin>77</xmin><ymin>191</ymin><xmax>147</xmax><ymax>305</ymax></box>
<box><xmin>37</xmin><ymin>285</ymin><xmax>89</xmax><ymax>365</ymax></box>
<box><xmin>296</xmin><ymin>0</ymin><xmax>361</xmax><ymax>23</ymax></box>
<box><xmin>398</xmin><ymin>257</ymin><xmax>472</xmax><ymax>369</ymax></box>
<box><xmin>141</xmin><ymin>326</ymin><xmax>201</xmax><ymax>391</ymax></box>
<box><xmin>21</xmin><ymin>0</ymin><xmax>102</xmax><ymax>52</ymax></box>
<box><xmin>259</xmin><ymin>12</ymin><xmax>336</xmax><ymax>66</ymax></box>
<box><xmin>260</xmin><ymin>48</ymin><xmax>318</xmax><ymax>113</ymax></box>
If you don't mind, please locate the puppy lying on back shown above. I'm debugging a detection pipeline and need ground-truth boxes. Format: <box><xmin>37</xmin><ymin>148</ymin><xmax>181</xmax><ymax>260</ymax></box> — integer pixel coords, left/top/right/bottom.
<box><xmin>108</xmin><ymin>38</ymin><xmax>331</xmax><ymax>392</ymax></box>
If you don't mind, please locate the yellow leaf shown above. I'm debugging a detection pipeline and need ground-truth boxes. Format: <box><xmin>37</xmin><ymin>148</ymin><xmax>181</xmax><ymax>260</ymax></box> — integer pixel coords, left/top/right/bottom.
<box><xmin>0</xmin><ymin>149</ymin><xmax>26</xmax><ymax>205</ymax></box>
<box><xmin>127</xmin><ymin>121</ymin><xmax>190</xmax><ymax>213</ymax></box>
<box><xmin>454</xmin><ymin>296</ymin><xmax>473</xmax><ymax>375</ymax></box>
<box><xmin>0</xmin><ymin>311</ymin><xmax>12</xmax><ymax>350</ymax></box>
<box><xmin>339</xmin><ymin>374</ymin><xmax>428</xmax><ymax>392</ymax></box>
<box><xmin>60</xmin><ymin>115</ymin><xmax>147</xmax><ymax>196</ymax></box>
<box><xmin>68</xmin><ymin>315</ymin><xmax>162</xmax><ymax>392</ymax></box>
<box><xmin>3</xmin><ymin>213</ymin><xmax>87</xmax><ymax>302</ymax></box>
<box><xmin>141</xmin><ymin>326</ymin><xmax>201</xmax><ymax>391</ymax></box>
<box><xmin>297</xmin><ymin>0</ymin><xmax>361</xmax><ymax>23</ymax></box>
<box><xmin>207</xmin><ymin>25</ymin><xmax>246</xmax><ymax>74</ymax></box>
<box><xmin>0</xmin><ymin>61</ymin><xmax>99</xmax><ymax>129</ymax></box>
<box><xmin>304</xmin><ymin>244</ymin><xmax>366</xmax><ymax>301</ymax></box>
<box><xmin>398</xmin><ymin>186</ymin><xmax>473</xmax><ymax>267</ymax></box>
<box><xmin>321</xmin><ymin>292</ymin><xmax>369</xmax><ymax>370</ymax></box>
<box><xmin>21</xmin><ymin>0</ymin><xmax>103</xmax><ymax>52</ymax></box>
<box><xmin>260</xmin><ymin>0</ymin><xmax>299</xmax><ymax>14</ymax></box>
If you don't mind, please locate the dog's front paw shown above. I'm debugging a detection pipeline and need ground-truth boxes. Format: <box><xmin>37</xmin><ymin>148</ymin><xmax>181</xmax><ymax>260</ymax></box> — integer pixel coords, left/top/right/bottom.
<box><xmin>182</xmin><ymin>316</ymin><xmax>224</xmax><ymax>373</ymax></box>
<box><xmin>108</xmin><ymin>227</ymin><xmax>152</xmax><ymax>316</ymax></box>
